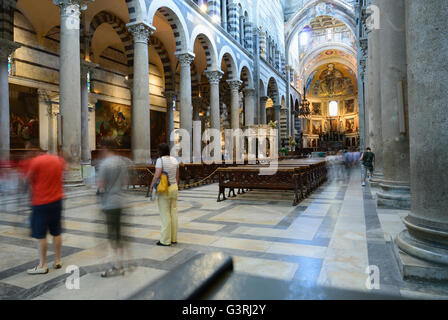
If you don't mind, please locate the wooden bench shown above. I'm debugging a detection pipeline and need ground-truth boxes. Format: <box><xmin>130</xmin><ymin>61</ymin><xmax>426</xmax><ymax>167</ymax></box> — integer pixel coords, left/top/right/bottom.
<box><xmin>216</xmin><ymin>166</ymin><xmax>306</xmax><ymax>206</ymax></box>
<box><xmin>216</xmin><ymin>160</ymin><xmax>328</xmax><ymax>206</ymax></box>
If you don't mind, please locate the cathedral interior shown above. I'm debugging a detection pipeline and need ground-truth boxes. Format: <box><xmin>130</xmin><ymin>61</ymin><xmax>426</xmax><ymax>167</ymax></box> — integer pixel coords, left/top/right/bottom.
<box><xmin>0</xmin><ymin>0</ymin><xmax>447</xmax><ymax>301</ymax></box>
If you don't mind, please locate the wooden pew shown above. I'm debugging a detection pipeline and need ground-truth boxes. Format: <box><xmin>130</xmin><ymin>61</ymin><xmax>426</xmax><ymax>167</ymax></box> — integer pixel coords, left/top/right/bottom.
<box><xmin>216</xmin><ymin>160</ymin><xmax>328</xmax><ymax>206</ymax></box>
<box><xmin>216</xmin><ymin>166</ymin><xmax>306</xmax><ymax>206</ymax></box>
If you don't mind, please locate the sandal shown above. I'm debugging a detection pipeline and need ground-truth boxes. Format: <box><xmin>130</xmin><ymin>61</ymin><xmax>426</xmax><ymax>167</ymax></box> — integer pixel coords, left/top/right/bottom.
<box><xmin>54</xmin><ymin>263</ymin><xmax>63</xmax><ymax>270</ymax></box>
<box><xmin>27</xmin><ymin>266</ymin><xmax>49</xmax><ymax>275</ymax></box>
<box><xmin>101</xmin><ymin>267</ymin><xmax>125</xmax><ymax>278</ymax></box>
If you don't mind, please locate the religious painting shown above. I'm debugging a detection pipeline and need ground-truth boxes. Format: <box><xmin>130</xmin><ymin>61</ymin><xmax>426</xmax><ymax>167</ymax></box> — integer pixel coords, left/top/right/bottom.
<box><xmin>345</xmin><ymin>119</ymin><xmax>355</xmax><ymax>133</ymax></box>
<box><xmin>9</xmin><ymin>84</ymin><xmax>39</xmax><ymax>149</ymax></box>
<box><xmin>96</xmin><ymin>101</ymin><xmax>131</xmax><ymax>149</ymax></box>
<box><xmin>311</xmin><ymin>63</ymin><xmax>355</xmax><ymax>97</ymax></box>
<box><xmin>345</xmin><ymin>99</ymin><xmax>355</xmax><ymax>113</ymax></box>
<box><xmin>330</xmin><ymin>119</ymin><xmax>338</xmax><ymax>132</ymax></box>
<box><xmin>150</xmin><ymin>110</ymin><xmax>167</xmax><ymax>150</ymax></box>
<box><xmin>312</xmin><ymin>120</ymin><xmax>322</xmax><ymax>135</ymax></box>
<box><xmin>312</xmin><ymin>103</ymin><xmax>322</xmax><ymax>115</ymax></box>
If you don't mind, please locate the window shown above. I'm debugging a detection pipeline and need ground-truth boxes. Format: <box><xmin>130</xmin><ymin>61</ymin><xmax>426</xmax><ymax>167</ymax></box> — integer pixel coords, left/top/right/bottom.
<box><xmin>329</xmin><ymin>101</ymin><xmax>338</xmax><ymax>117</ymax></box>
<box><xmin>87</xmin><ymin>71</ymin><xmax>91</xmax><ymax>92</ymax></box>
<box><xmin>8</xmin><ymin>55</ymin><xmax>12</xmax><ymax>76</ymax></box>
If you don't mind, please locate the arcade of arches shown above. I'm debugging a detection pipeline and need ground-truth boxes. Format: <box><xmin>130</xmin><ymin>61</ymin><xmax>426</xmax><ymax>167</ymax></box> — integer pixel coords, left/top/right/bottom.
<box><xmin>0</xmin><ymin>0</ymin><xmax>447</xmax><ymax>299</ymax></box>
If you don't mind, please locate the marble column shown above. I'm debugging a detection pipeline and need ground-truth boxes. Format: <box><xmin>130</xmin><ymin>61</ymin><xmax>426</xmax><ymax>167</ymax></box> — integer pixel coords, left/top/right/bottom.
<box><xmin>396</xmin><ymin>0</ymin><xmax>448</xmax><ymax>270</ymax></box>
<box><xmin>192</xmin><ymin>96</ymin><xmax>202</xmax><ymax>163</ymax></box>
<box><xmin>205</xmin><ymin>70</ymin><xmax>223</xmax><ymax>132</ymax></box>
<box><xmin>175</xmin><ymin>52</ymin><xmax>195</xmax><ymax>159</ymax></box>
<box><xmin>164</xmin><ymin>90</ymin><xmax>176</xmax><ymax>150</ymax></box>
<box><xmin>259</xmin><ymin>31</ymin><xmax>266</xmax><ymax>60</ymax></box>
<box><xmin>221</xmin><ymin>0</ymin><xmax>227</xmax><ymax>31</ymax></box>
<box><xmin>259</xmin><ymin>96</ymin><xmax>268</xmax><ymax>125</ymax></box>
<box><xmin>207</xmin><ymin>0</ymin><xmax>221</xmax><ymax>21</ymax></box>
<box><xmin>227</xmin><ymin>79</ymin><xmax>242</xmax><ymax>131</ymax></box>
<box><xmin>127</xmin><ymin>22</ymin><xmax>155</xmax><ymax>164</ymax></box>
<box><xmin>54</xmin><ymin>0</ymin><xmax>91</xmax><ymax>184</ymax></box>
<box><xmin>244</xmin><ymin>21</ymin><xmax>253</xmax><ymax>53</ymax></box>
<box><xmin>285</xmin><ymin>65</ymin><xmax>291</xmax><ymax>137</ymax></box>
<box><xmin>80</xmin><ymin>60</ymin><xmax>97</xmax><ymax>164</ymax></box>
<box><xmin>243</xmin><ymin>88</ymin><xmax>256</xmax><ymax>127</ymax></box>
<box><xmin>37</xmin><ymin>89</ymin><xmax>51</xmax><ymax>152</ymax></box>
<box><xmin>273</xmin><ymin>105</ymin><xmax>282</xmax><ymax>151</ymax></box>
<box><xmin>376</xmin><ymin>0</ymin><xmax>410</xmax><ymax>209</ymax></box>
<box><xmin>0</xmin><ymin>39</ymin><xmax>20</xmax><ymax>160</ymax></box>
<box><xmin>366</xmin><ymin>1</ymin><xmax>384</xmax><ymax>186</ymax></box>
<box><xmin>227</xmin><ymin>1</ymin><xmax>239</xmax><ymax>42</ymax></box>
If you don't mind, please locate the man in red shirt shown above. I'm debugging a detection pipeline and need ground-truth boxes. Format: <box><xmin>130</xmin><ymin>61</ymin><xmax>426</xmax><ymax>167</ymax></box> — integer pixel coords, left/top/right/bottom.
<box><xmin>26</xmin><ymin>153</ymin><xmax>66</xmax><ymax>275</ymax></box>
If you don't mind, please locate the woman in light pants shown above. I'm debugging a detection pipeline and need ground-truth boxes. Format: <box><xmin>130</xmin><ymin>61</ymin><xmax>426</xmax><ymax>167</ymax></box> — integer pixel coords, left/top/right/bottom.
<box><xmin>149</xmin><ymin>144</ymin><xmax>180</xmax><ymax>246</ymax></box>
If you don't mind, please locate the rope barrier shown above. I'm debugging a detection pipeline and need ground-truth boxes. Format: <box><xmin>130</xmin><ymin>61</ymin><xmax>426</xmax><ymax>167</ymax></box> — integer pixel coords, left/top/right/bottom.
<box><xmin>134</xmin><ymin>167</ymin><xmax>221</xmax><ymax>190</ymax></box>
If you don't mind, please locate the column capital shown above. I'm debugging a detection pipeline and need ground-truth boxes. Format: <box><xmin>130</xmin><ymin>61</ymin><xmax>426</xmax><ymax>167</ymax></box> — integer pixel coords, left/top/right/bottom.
<box><xmin>53</xmin><ymin>0</ymin><xmax>93</xmax><ymax>13</ymax></box>
<box><xmin>192</xmin><ymin>96</ymin><xmax>202</xmax><ymax>108</ymax></box>
<box><xmin>205</xmin><ymin>69</ymin><xmax>224</xmax><ymax>85</ymax></box>
<box><xmin>227</xmin><ymin>79</ymin><xmax>242</xmax><ymax>92</ymax></box>
<box><xmin>163</xmin><ymin>90</ymin><xmax>176</xmax><ymax>101</ymax></box>
<box><xmin>127</xmin><ymin>22</ymin><xmax>156</xmax><ymax>44</ymax></box>
<box><xmin>88</xmin><ymin>96</ymin><xmax>98</xmax><ymax>108</ymax></box>
<box><xmin>80</xmin><ymin>59</ymin><xmax>98</xmax><ymax>77</ymax></box>
<box><xmin>243</xmin><ymin>87</ymin><xmax>256</xmax><ymax>97</ymax></box>
<box><xmin>0</xmin><ymin>39</ymin><xmax>21</xmax><ymax>60</ymax></box>
<box><xmin>260</xmin><ymin>96</ymin><xmax>269</xmax><ymax>104</ymax></box>
<box><xmin>175</xmin><ymin>52</ymin><xmax>195</xmax><ymax>66</ymax></box>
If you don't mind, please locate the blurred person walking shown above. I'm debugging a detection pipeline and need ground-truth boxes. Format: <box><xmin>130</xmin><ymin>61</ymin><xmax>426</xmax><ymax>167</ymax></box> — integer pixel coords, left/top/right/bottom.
<box><xmin>26</xmin><ymin>153</ymin><xmax>65</xmax><ymax>274</ymax></box>
<box><xmin>149</xmin><ymin>143</ymin><xmax>179</xmax><ymax>246</ymax></box>
<box><xmin>97</xmin><ymin>150</ymin><xmax>133</xmax><ymax>277</ymax></box>
<box><xmin>360</xmin><ymin>147</ymin><xmax>375</xmax><ymax>187</ymax></box>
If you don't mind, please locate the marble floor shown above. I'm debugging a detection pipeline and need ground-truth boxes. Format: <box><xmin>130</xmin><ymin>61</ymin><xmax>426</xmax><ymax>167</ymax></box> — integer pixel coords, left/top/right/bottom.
<box><xmin>1</xmin><ymin>169</ymin><xmax>447</xmax><ymax>300</ymax></box>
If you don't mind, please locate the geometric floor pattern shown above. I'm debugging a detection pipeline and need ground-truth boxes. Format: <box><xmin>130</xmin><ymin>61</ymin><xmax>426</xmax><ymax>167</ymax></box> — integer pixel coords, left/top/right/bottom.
<box><xmin>1</xmin><ymin>169</ymin><xmax>447</xmax><ymax>299</ymax></box>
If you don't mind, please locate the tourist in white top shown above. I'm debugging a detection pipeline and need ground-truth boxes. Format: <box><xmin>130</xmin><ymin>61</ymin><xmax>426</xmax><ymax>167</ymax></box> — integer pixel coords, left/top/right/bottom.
<box><xmin>149</xmin><ymin>143</ymin><xmax>180</xmax><ymax>246</ymax></box>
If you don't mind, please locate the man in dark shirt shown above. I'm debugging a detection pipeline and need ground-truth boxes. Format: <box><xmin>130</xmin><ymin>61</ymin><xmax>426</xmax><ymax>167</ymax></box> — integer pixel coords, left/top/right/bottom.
<box><xmin>360</xmin><ymin>147</ymin><xmax>375</xmax><ymax>187</ymax></box>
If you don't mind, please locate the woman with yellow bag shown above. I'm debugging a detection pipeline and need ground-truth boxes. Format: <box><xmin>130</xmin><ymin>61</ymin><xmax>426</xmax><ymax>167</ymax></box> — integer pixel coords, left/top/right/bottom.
<box><xmin>149</xmin><ymin>143</ymin><xmax>180</xmax><ymax>246</ymax></box>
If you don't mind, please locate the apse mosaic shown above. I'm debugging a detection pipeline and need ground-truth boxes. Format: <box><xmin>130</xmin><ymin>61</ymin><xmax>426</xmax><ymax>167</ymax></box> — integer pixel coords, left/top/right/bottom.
<box><xmin>309</xmin><ymin>63</ymin><xmax>356</xmax><ymax>97</ymax></box>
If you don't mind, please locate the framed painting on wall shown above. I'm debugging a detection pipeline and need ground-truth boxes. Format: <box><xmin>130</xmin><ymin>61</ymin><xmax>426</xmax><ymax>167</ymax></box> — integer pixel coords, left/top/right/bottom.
<box><xmin>345</xmin><ymin>99</ymin><xmax>355</xmax><ymax>113</ymax></box>
<box><xmin>96</xmin><ymin>100</ymin><xmax>131</xmax><ymax>149</ymax></box>
<box><xmin>150</xmin><ymin>110</ymin><xmax>167</xmax><ymax>150</ymax></box>
<box><xmin>9</xmin><ymin>84</ymin><xmax>39</xmax><ymax>149</ymax></box>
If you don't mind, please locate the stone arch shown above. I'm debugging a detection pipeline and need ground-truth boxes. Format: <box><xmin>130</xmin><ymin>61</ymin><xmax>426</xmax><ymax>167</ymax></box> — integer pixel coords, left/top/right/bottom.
<box><xmin>190</xmin><ymin>26</ymin><xmax>218</xmax><ymax>70</ymax></box>
<box><xmin>259</xmin><ymin>79</ymin><xmax>266</xmax><ymax>96</ymax></box>
<box><xmin>301</xmin><ymin>56</ymin><xmax>357</xmax><ymax>85</ymax></box>
<box><xmin>238</xmin><ymin>60</ymin><xmax>253</xmax><ymax>88</ymax></box>
<box><xmin>150</xmin><ymin>36</ymin><xmax>175</xmax><ymax>93</ymax></box>
<box><xmin>126</xmin><ymin>0</ymin><xmax>147</xmax><ymax>23</ymax></box>
<box><xmin>88</xmin><ymin>11</ymin><xmax>133</xmax><ymax>67</ymax></box>
<box><xmin>240</xmin><ymin>66</ymin><xmax>253</xmax><ymax>90</ymax></box>
<box><xmin>267</xmin><ymin>77</ymin><xmax>279</xmax><ymax>104</ymax></box>
<box><xmin>285</xmin><ymin>0</ymin><xmax>356</xmax><ymax>64</ymax></box>
<box><xmin>146</xmin><ymin>0</ymin><xmax>190</xmax><ymax>53</ymax></box>
<box><xmin>218</xmin><ymin>46</ymin><xmax>237</xmax><ymax>76</ymax></box>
